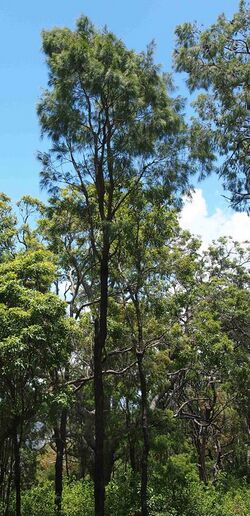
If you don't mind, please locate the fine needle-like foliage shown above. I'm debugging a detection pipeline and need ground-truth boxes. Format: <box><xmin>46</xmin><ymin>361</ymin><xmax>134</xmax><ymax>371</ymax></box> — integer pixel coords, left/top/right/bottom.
<box><xmin>174</xmin><ymin>0</ymin><xmax>250</xmax><ymax>211</ymax></box>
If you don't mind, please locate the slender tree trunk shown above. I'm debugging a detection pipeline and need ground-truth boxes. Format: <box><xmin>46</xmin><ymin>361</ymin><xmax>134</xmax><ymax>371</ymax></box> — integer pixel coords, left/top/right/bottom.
<box><xmin>13</xmin><ymin>429</ymin><xmax>21</xmax><ymax>516</ymax></box>
<box><xmin>4</xmin><ymin>441</ymin><xmax>13</xmax><ymax>516</ymax></box>
<box><xmin>94</xmin><ymin>324</ymin><xmax>105</xmax><ymax>516</ymax></box>
<box><xmin>137</xmin><ymin>353</ymin><xmax>150</xmax><ymax>516</ymax></box>
<box><xmin>197</xmin><ymin>433</ymin><xmax>207</xmax><ymax>484</ymax></box>
<box><xmin>126</xmin><ymin>398</ymin><xmax>136</xmax><ymax>472</ymax></box>
<box><xmin>103</xmin><ymin>396</ymin><xmax>116</xmax><ymax>485</ymax></box>
<box><xmin>54</xmin><ymin>408</ymin><xmax>67</xmax><ymax>514</ymax></box>
<box><xmin>133</xmin><ymin>291</ymin><xmax>150</xmax><ymax>516</ymax></box>
<box><xmin>53</xmin><ymin>280</ymin><xmax>70</xmax><ymax>514</ymax></box>
<box><xmin>94</xmin><ymin>248</ymin><xmax>109</xmax><ymax>516</ymax></box>
<box><xmin>0</xmin><ymin>440</ymin><xmax>9</xmax><ymax>505</ymax></box>
<box><xmin>103</xmin><ymin>447</ymin><xmax>114</xmax><ymax>486</ymax></box>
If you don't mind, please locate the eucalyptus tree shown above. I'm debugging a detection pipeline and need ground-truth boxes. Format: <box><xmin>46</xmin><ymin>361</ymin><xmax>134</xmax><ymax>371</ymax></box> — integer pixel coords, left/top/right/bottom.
<box><xmin>37</xmin><ymin>16</ymin><xmax>195</xmax><ymax>515</ymax></box>
<box><xmin>174</xmin><ymin>0</ymin><xmax>250</xmax><ymax>211</ymax></box>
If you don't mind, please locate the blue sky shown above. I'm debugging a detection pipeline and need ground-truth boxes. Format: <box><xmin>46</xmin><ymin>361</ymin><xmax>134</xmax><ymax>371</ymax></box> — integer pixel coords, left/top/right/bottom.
<box><xmin>0</xmin><ymin>0</ymin><xmax>244</xmax><ymax>219</ymax></box>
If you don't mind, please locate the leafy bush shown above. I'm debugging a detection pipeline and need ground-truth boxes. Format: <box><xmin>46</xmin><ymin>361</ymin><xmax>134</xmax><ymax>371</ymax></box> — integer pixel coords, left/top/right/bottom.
<box><xmin>105</xmin><ymin>468</ymin><xmax>140</xmax><ymax>515</ymax></box>
<box><xmin>2</xmin><ymin>471</ymin><xmax>250</xmax><ymax>516</ymax></box>
<box><xmin>18</xmin><ymin>481</ymin><xmax>54</xmax><ymax>516</ymax></box>
<box><xmin>62</xmin><ymin>478</ymin><xmax>94</xmax><ymax>516</ymax></box>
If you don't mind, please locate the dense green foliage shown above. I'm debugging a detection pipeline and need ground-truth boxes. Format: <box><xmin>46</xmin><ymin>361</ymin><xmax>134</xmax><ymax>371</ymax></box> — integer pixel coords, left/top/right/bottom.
<box><xmin>174</xmin><ymin>0</ymin><xmax>250</xmax><ymax>211</ymax></box>
<box><xmin>2</xmin><ymin>471</ymin><xmax>250</xmax><ymax>515</ymax></box>
<box><xmin>1</xmin><ymin>194</ymin><xmax>249</xmax><ymax>515</ymax></box>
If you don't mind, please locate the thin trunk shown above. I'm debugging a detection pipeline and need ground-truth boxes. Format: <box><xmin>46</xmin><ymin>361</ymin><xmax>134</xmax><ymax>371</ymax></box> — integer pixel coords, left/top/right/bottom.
<box><xmin>0</xmin><ymin>441</ymin><xmax>8</xmax><ymax>504</ymax></box>
<box><xmin>94</xmin><ymin>326</ymin><xmax>105</xmax><ymax>516</ymax></box>
<box><xmin>94</xmin><ymin>248</ymin><xmax>109</xmax><ymax>516</ymax></box>
<box><xmin>197</xmin><ymin>433</ymin><xmax>207</xmax><ymax>484</ymax></box>
<box><xmin>4</xmin><ymin>441</ymin><xmax>13</xmax><ymax>516</ymax></box>
<box><xmin>137</xmin><ymin>353</ymin><xmax>149</xmax><ymax>516</ymax></box>
<box><xmin>103</xmin><ymin>396</ymin><xmax>116</xmax><ymax>485</ymax></box>
<box><xmin>126</xmin><ymin>398</ymin><xmax>136</xmax><ymax>472</ymax></box>
<box><xmin>133</xmin><ymin>290</ymin><xmax>149</xmax><ymax>516</ymax></box>
<box><xmin>65</xmin><ymin>439</ymin><xmax>69</xmax><ymax>479</ymax></box>
<box><xmin>54</xmin><ymin>408</ymin><xmax>67</xmax><ymax>514</ymax></box>
<box><xmin>13</xmin><ymin>429</ymin><xmax>21</xmax><ymax>516</ymax></box>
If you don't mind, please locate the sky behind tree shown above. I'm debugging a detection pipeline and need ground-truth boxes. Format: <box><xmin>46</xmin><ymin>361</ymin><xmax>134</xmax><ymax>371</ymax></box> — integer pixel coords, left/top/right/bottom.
<box><xmin>1</xmin><ymin>0</ymin><xmax>249</xmax><ymax>242</ymax></box>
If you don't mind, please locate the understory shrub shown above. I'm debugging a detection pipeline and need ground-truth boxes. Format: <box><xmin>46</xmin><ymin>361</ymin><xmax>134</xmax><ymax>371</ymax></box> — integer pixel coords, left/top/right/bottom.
<box><xmin>2</xmin><ymin>471</ymin><xmax>250</xmax><ymax>515</ymax></box>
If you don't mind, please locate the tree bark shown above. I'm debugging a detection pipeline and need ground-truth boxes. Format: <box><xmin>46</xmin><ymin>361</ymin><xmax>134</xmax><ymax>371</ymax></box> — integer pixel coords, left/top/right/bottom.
<box><xmin>94</xmin><ymin>248</ymin><xmax>109</xmax><ymax>516</ymax></box>
<box><xmin>54</xmin><ymin>408</ymin><xmax>67</xmax><ymax>514</ymax></box>
<box><xmin>3</xmin><ymin>440</ymin><xmax>13</xmax><ymax>516</ymax></box>
<box><xmin>126</xmin><ymin>398</ymin><xmax>136</xmax><ymax>472</ymax></box>
<box><xmin>137</xmin><ymin>353</ymin><xmax>150</xmax><ymax>516</ymax></box>
<box><xmin>13</xmin><ymin>429</ymin><xmax>21</xmax><ymax>516</ymax></box>
<box><xmin>197</xmin><ymin>433</ymin><xmax>207</xmax><ymax>484</ymax></box>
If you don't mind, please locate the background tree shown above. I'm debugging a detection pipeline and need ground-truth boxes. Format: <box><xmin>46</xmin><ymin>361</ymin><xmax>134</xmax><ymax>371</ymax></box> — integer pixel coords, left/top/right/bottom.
<box><xmin>109</xmin><ymin>189</ymin><xmax>180</xmax><ymax>513</ymax></box>
<box><xmin>174</xmin><ymin>0</ymin><xmax>250</xmax><ymax>211</ymax></box>
<box><xmin>0</xmin><ymin>195</ymin><xmax>71</xmax><ymax>515</ymax></box>
<box><xmin>165</xmin><ymin>237</ymin><xmax>250</xmax><ymax>483</ymax></box>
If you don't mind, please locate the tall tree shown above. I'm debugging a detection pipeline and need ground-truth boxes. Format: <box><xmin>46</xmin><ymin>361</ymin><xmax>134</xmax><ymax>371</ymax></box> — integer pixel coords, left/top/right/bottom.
<box><xmin>37</xmin><ymin>16</ymin><xmax>194</xmax><ymax>515</ymax></box>
<box><xmin>174</xmin><ymin>0</ymin><xmax>250</xmax><ymax>211</ymax></box>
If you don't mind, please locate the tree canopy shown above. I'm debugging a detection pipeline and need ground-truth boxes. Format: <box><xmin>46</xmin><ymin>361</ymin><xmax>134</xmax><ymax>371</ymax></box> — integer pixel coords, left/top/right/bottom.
<box><xmin>174</xmin><ymin>0</ymin><xmax>250</xmax><ymax>211</ymax></box>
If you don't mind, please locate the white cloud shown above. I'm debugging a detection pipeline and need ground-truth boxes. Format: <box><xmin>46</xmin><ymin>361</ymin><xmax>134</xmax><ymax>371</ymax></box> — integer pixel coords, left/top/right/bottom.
<box><xmin>180</xmin><ymin>189</ymin><xmax>250</xmax><ymax>247</ymax></box>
